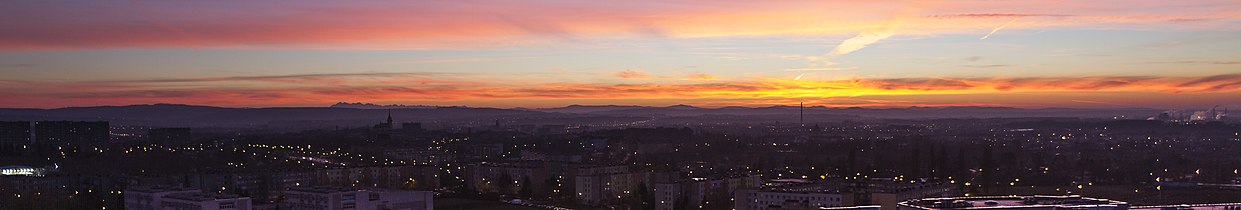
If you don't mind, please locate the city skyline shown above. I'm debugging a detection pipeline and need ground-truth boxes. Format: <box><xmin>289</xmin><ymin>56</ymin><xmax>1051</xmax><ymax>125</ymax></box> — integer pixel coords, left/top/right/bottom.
<box><xmin>3</xmin><ymin>1</ymin><xmax>1241</xmax><ymax>108</ymax></box>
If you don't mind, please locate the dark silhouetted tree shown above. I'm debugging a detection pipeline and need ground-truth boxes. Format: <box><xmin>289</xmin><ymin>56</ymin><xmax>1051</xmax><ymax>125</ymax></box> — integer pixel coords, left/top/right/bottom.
<box><xmin>498</xmin><ymin>173</ymin><xmax>514</xmax><ymax>194</ymax></box>
<box><xmin>520</xmin><ymin>176</ymin><xmax>533</xmax><ymax>198</ymax></box>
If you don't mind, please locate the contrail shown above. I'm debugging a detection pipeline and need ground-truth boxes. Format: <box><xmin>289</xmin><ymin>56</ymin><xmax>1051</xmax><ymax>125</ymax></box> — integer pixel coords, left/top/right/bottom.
<box><xmin>829</xmin><ymin>29</ymin><xmax>895</xmax><ymax>57</ymax></box>
<box><xmin>793</xmin><ymin>5</ymin><xmax>919</xmax><ymax>77</ymax></box>
<box><xmin>980</xmin><ymin>19</ymin><xmax>1017</xmax><ymax>40</ymax></box>
<box><xmin>802</xmin><ymin>25</ymin><xmax>896</xmax><ymax>72</ymax></box>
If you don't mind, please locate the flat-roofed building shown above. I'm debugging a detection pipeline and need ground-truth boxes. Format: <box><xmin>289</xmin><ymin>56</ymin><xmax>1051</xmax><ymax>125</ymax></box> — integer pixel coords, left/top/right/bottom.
<box><xmin>735</xmin><ymin>181</ymin><xmax>846</xmax><ymax>210</ymax></box>
<box><xmin>282</xmin><ymin>186</ymin><xmax>432</xmax><ymax>210</ymax></box>
<box><xmin>124</xmin><ymin>186</ymin><xmax>200</xmax><ymax>210</ymax></box>
<box><xmin>161</xmin><ymin>192</ymin><xmax>253</xmax><ymax>210</ymax></box>
<box><xmin>364</xmin><ymin>189</ymin><xmax>434</xmax><ymax>210</ymax></box>
<box><xmin>845</xmin><ymin>179</ymin><xmax>956</xmax><ymax>210</ymax></box>
<box><xmin>737</xmin><ymin>179</ymin><xmax>956</xmax><ymax>210</ymax></box>
<box><xmin>283</xmin><ymin>186</ymin><xmax>362</xmax><ymax>210</ymax></box>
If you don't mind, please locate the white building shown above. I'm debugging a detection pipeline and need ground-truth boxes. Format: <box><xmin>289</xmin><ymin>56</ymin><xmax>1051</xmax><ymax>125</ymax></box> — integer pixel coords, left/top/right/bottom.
<box><xmin>160</xmin><ymin>192</ymin><xmax>253</xmax><ymax>210</ymax></box>
<box><xmin>736</xmin><ymin>188</ymin><xmax>845</xmax><ymax>210</ymax></box>
<box><xmin>735</xmin><ymin>180</ymin><xmax>847</xmax><ymax>210</ymax></box>
<box><xmin>655</xmin><ymin>175</ymin><xmax>763</xmax><ymax>210</ymax></box>
<box><xmin>575</xmin><ymin>171</ymin><xmax>649</xmax><ymax>206</ymax></box>
<box><xmin>124</xmin><ymin>186</ymin><xmax>200</xmax><ymax>210</ymax></box>
<box><xmin>736</xmin><ymin>179</ymin><xmax>955</xmax><ymax>210</ymax></box>
<box><xmin>655</xmin><ymin>182</ymin><xmax>684</xmax><ymax>210</ymax></box>
<box><xmin>282</xmin><ymin>186</ymin><xmax>433</xmax><ymax>210</ymax></box>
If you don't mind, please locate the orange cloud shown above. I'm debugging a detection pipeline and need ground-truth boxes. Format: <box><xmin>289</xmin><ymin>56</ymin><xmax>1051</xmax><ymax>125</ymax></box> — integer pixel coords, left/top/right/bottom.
<box><xmin>3</xmin><ymin>73</ymin><xmax>1241</xmax><ymax>108</ymax></box>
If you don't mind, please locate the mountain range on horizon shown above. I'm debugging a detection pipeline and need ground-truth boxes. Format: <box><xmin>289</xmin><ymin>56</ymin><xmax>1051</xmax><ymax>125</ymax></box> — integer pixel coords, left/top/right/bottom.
<box><xmin>328</xmin><ymin>101</ymin><xmax>1165</xmax><ymax>111</ymax></box>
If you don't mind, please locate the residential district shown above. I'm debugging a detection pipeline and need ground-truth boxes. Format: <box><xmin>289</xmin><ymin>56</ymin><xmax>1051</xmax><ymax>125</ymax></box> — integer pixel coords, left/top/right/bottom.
<box><xmin>2</xmin><ymin>108</ymin><xmax>1240</xmax><ymax>210</ymax></box>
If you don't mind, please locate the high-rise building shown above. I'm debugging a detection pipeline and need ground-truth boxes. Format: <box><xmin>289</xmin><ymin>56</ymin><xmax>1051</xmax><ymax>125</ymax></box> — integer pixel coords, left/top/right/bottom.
<box><xmin>655</xmin><ymin>175</ymin><xmax>763</xmax><ymax>210</ymax></box>
<box><xmin>0</xmin><ymin>121</ymin><xmax>31</xmax><ymax>144</ymax></box>
<box><xmin>574</xmin><ymin>165</ymin><xmax>650</xmax><ymax>206</ymax></box>
<box><xmin>33</xmin><ymin>121</ymin><xmax>109</xmax><ymax>145</ymax></box>
<box><xmin>463</xmin><ymin>161</ymin><xmax>549</xmax><ymax>196</ymax></box>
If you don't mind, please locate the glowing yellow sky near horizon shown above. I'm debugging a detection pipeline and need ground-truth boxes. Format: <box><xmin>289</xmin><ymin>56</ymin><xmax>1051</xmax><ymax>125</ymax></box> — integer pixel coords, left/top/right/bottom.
<box><xmin>3</xmin><ymin>73</ymin><xmax>1240</xmax><ymax>108</ymax></box>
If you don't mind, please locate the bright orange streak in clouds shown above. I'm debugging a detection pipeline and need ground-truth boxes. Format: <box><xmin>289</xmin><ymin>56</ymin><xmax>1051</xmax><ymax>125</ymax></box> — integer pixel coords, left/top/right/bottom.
<box><xmin>2</xmin><ymin>73</ymin><xmax>1240</xmax><ymax>108</ymax></box>
<box><xmin>1</xmin><ymin>1</ymin><xmax>1238</xmax><ymax>50</ymax></box>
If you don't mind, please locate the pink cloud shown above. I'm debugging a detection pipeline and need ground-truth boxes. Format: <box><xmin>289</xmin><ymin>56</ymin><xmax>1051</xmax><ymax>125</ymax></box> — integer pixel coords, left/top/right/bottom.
<box><xmin>613</xmin><ymin>70</ymin><xmax>655</xmax><ymax>79</ymax></box>
<box><xmin>2</xmin><ymin>0</ymin><xmax>1239</xmax><ymax>50</ymax></box>
<box><xmin>684</xmin><ymin>73</ymin><xmax>717</xmax><ymax>81</ymax></box>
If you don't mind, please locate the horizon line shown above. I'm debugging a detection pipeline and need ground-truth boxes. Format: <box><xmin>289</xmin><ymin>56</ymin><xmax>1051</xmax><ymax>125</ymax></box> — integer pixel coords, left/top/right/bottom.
<box><xmin>0</xmin><ymin>102</ymin><xmax>1173</xmax><ymax>111</ymax></box>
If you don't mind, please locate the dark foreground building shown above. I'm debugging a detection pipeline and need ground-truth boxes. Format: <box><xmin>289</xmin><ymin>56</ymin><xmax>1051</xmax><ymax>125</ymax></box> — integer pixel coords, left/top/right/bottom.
<box><xmin>0</xmin><ymin>121</ymin><xmax>31</xmax><ymax>144</ymax></box>
<box><xmin>33</xmin><ymin>121</ymin><xmax>109</xmax><ymax>145</ymax></box>
<box><xmin>148</xmin><ymin>127</ymin><xmax>191</xmax><ymax>144</ymax></box>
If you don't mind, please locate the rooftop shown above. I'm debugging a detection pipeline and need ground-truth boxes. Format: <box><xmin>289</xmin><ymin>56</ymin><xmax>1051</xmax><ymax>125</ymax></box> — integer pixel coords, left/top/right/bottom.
<box><xmin>1133</xmin><ymin>203</ymin><xmax>1241</xmax><ymax>210</ymax></box>
<box><xmin>898</xmin><ymin>195</ymin><xmax>1129</xmax><ymax>210</ymax></box>
<box><xmin>821</xmin><ymin>205</ymin><xmax>882</xmax><ymax>210</ymax></box>
<box><xmin>125</xmin><ymin>186</ymin><xmax>198</xmax><ymax>193</ymax></box>
<box><xmin>287</xmin><ymin>186</ymin><xmax>362</xmax><ymax>194</ymax></box>
<box><xmin>163</xmin><ymin>192</ymin><xmax>246</xmax><ymax>202</ymax></box>
<box><xmin>756</xmin><ymin>182</ymin><xmax>845</xmax><ymax>194</ymax></box>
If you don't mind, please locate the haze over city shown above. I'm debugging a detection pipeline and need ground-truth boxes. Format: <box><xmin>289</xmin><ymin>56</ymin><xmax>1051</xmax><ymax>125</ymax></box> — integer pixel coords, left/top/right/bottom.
<box><xmin>3</xmin><ymin>1</ymin><xmax>1241</xmax><ymax>210</ymax></box>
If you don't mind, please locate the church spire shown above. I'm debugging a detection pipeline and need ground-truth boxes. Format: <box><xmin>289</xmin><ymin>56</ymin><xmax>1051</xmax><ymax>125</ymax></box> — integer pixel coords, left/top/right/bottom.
<box><xmin>387</xmin><ymin>109</ymin><xmax>393</xmax><ymax>125</ymax></box>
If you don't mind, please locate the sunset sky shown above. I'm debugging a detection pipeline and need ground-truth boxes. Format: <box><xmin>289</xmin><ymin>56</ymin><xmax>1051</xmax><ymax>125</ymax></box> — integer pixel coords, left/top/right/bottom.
<box><xmin>2</xmin><ymin>0</ymin><xmax>1241</xmax><ymax>109</ymax></box>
